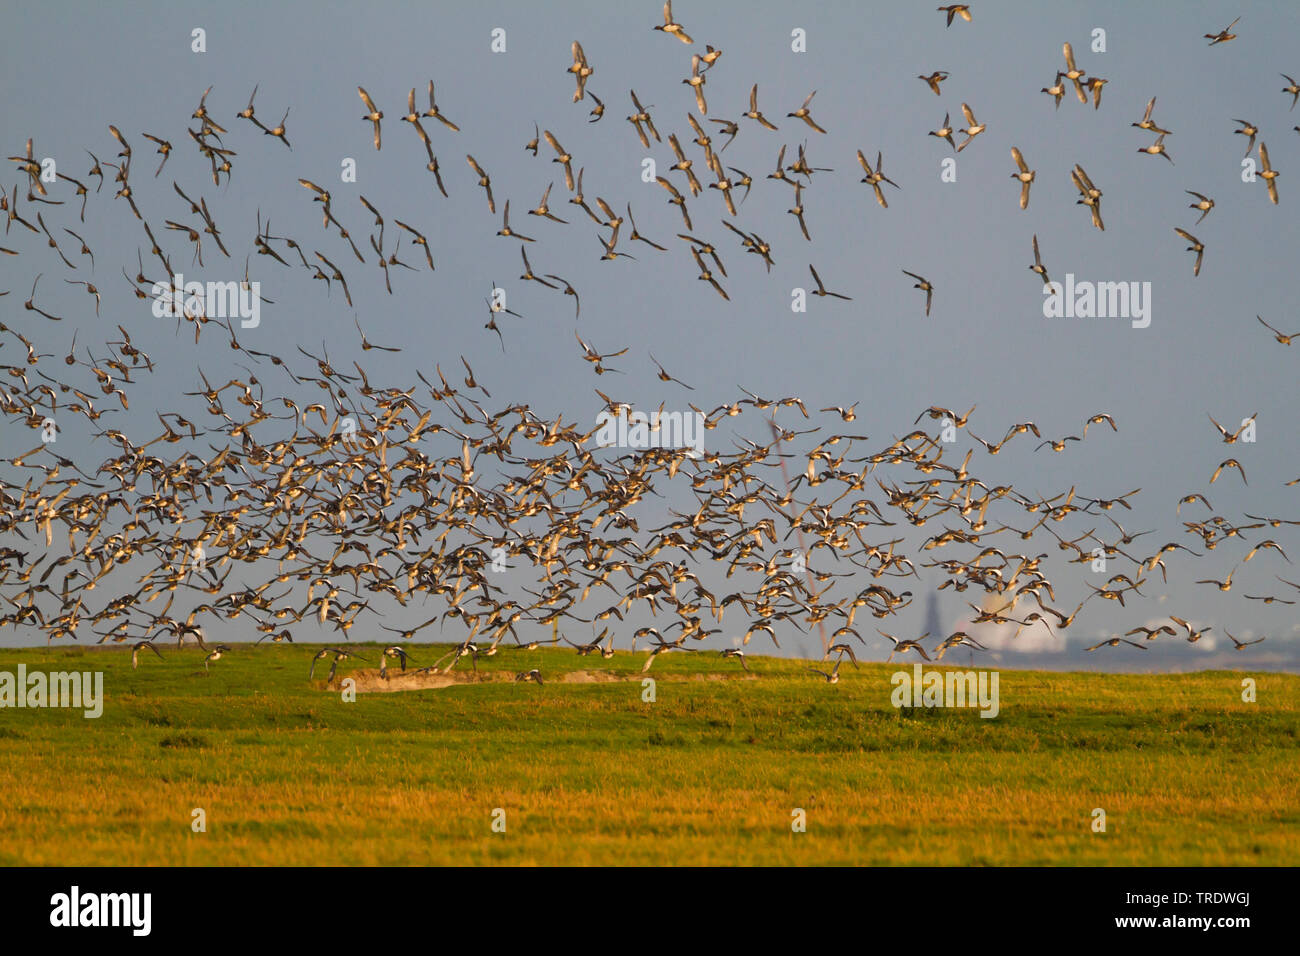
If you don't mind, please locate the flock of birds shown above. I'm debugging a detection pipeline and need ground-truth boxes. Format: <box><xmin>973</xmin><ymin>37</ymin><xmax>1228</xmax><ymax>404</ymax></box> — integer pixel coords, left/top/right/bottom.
<box><xmin>2</xmin><ymin>5</ymin><xmax>1297</xmax><ymax>688</ymax></box>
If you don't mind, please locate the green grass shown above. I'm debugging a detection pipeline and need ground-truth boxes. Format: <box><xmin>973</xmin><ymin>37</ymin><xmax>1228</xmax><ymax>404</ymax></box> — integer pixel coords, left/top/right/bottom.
<box><xmin>0</xmin><ymin>643</ymin><xmax>1295</xmax><ymax>865</ymax></box>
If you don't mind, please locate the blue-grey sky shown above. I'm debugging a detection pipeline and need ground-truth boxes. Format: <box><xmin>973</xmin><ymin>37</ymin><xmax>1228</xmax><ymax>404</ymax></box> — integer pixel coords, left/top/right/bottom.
<box><xmin>2</xmin><ymin>1</ymin><xmax>1298</xmax><ymax>672</ymax></box>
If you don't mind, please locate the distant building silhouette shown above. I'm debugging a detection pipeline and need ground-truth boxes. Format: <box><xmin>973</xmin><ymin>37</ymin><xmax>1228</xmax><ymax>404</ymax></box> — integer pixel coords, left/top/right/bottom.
<box><xmin>923</xmin><ymin>589</ymin><xmax>942</xmax><ymax>640</ymax></box>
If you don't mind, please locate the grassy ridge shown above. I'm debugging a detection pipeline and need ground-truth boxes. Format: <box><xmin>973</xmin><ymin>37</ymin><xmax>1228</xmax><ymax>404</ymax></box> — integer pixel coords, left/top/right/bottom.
<box><xmin>0</xmin><ymin>644</ymin><xmax>1295</xmax><ymax>865</ymax></box>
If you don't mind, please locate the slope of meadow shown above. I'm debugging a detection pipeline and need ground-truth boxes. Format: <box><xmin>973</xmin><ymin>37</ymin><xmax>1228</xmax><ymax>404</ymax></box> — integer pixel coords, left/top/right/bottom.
<box><xmin>0</xmin><ymin>644</ymin><xmax>1294</xmax><ymax>865</ymax></box>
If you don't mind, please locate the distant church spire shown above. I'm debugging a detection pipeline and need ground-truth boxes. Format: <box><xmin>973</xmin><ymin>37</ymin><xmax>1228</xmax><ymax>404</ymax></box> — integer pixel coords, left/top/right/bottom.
<box><xmin>923</xmin><ymin>590</ymin><xmax>942</xmax><ymax>639</ymax></box>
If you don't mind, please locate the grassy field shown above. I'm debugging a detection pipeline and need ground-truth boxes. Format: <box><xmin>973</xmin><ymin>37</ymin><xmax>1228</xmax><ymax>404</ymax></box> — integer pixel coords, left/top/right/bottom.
<box><xmin>0</xmin><ymin>643</ymin><xmax>1295</xmax><ymax>865</ymax></box>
